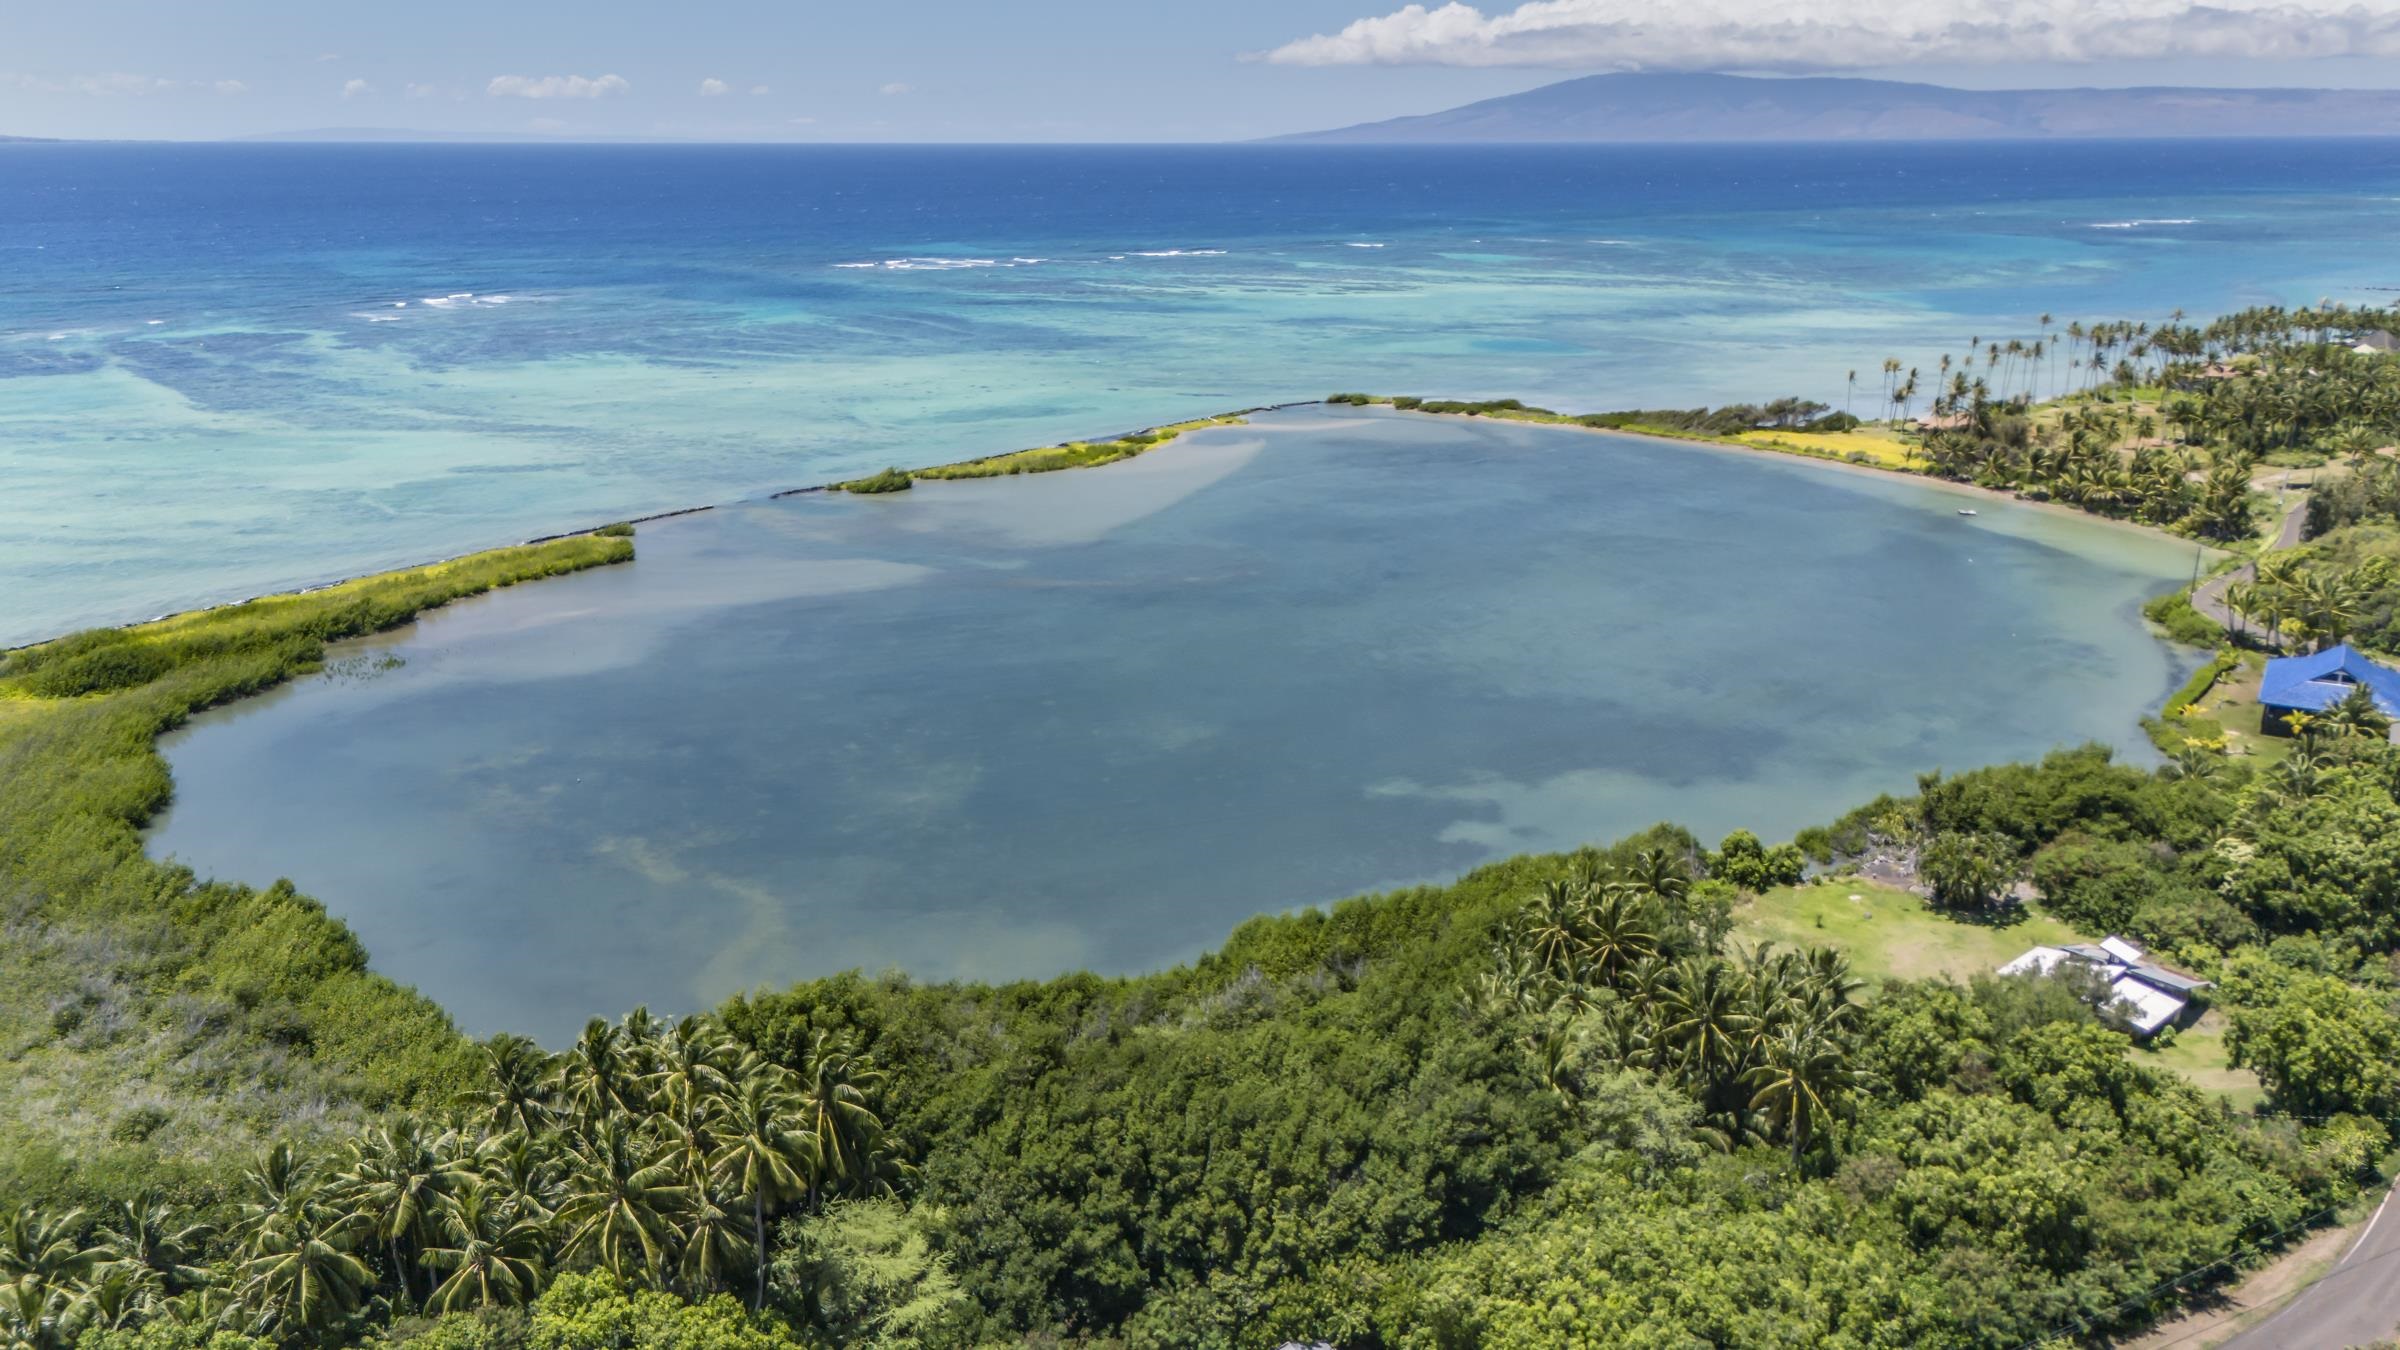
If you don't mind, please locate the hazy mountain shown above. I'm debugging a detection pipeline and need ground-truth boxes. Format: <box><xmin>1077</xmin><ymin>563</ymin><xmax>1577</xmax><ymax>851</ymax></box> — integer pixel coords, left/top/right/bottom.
<box><xmin>1276</xmin><ymin>73</ymin><xmax>2400</xmax><ymax>143</ymax></box>
<box><xmin>234</xmin><ymin>127</ymin><xmax>676</xmax><ymax>144</ymax></box>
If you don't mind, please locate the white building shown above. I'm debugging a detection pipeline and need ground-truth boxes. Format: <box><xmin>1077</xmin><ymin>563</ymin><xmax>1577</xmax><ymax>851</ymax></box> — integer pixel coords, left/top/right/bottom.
<box><xmin>1997</xmin><ymin>934</ymin><xmax>2211</xmax><ymax>1036</ymax></box>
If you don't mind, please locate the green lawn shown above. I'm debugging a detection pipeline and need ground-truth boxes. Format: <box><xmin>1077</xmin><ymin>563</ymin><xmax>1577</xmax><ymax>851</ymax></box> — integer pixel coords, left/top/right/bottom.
<box><xmin>1734</xmin><ymin>879</ymin><xmax>2085</xmax><ymax>985</ymax></box>
<box><xmin>2134</xmin><ymin>1010</ymin><xmax>2265</xmax><ymax>1110</ymax></box>
<box><xmin>1742</xmin><ymin>880</ymin><xmax>2267</xmax><ymax>1107</ymax></box>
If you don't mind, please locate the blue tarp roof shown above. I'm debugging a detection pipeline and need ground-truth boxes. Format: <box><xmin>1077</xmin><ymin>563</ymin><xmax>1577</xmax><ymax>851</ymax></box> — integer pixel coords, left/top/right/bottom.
<box><xmin>2258</xmin><ymin>644</ymin><xmax>2400</xmax><ymax>715</ymax></box>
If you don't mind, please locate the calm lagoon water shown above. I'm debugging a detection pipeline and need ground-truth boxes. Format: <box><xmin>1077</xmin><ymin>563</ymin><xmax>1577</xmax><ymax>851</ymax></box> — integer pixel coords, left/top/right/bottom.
<box><xmin>8</xmin><ymin>140</ymin><xmax>2400</xmax><ymax>644</ymax></box>
<box><xmin>152</xmin><ymin>408</ymin><xmax>2198</xmax><ymax>1039</ymax></box>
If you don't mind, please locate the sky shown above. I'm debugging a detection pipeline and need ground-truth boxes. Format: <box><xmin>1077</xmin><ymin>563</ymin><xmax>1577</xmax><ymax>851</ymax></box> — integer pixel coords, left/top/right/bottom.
<box><xmin>10</xmin><ymin>0</ymin><xmax>2400</xmax><ymax>141</ymax></box>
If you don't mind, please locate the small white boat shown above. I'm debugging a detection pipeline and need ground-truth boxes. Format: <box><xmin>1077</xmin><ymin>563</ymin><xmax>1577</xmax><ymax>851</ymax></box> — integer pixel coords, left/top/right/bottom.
<box><xmin>1957</xmin><ymin>508</ymin><xmax>1978</xmax><ymax>516</ymax></box>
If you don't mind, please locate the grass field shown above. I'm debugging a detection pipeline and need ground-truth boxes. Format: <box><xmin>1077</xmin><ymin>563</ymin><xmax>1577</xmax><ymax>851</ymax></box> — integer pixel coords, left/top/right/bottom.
<box><xmin>1733</xmin><ymin>879</ymin><xmax>2084</xmax><ymax>984</ymax></box>
<box><xmin>2135</xmin><ymin>1011</ymin><xmax>2265</xmax><ymax>1110</ymax></box>
<box><xmin>1741</xmin><ymin>879</ymin><xmax>2265</xmax><ymax>1105</ymax></box>
<box><xmin>1735</xmin><ymin>428</ymin><xmax>1919</xmax><ymax>469</ymax></box>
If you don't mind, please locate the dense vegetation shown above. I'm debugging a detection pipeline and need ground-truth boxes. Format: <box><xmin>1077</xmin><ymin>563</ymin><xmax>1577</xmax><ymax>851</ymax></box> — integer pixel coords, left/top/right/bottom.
<box><xmin>9</xmin><ymin>304</ymin><xmax>2400</xmax><ymax>1347</ymax></box>
<box><xmin>7</xmin><ymin>732</ymin><xmax>2396</xmax><ymax>1348</ymax></box>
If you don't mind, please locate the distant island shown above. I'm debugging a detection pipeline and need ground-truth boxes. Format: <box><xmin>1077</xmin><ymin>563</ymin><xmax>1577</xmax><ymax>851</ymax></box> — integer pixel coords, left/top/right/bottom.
<box><xmin>1276</xmin><ymin>72</ymin><xmax>2400</xmax><ymax>143</ymax></box>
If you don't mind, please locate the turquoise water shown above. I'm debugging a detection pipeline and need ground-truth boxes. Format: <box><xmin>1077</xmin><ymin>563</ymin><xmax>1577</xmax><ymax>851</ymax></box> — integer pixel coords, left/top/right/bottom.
<box><xmin>151</xmin><ymin>409</ymin><xmax>2197</xmax><ymax>1039</ymax></box>
<box><xmin>7</xmin><ymin>141</ymin><xmax>2400</xmax><ymax>645</ymax></box>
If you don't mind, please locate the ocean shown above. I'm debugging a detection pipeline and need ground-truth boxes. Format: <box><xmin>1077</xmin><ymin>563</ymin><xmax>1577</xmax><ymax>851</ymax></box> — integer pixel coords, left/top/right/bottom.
<box><xmin>6</xmin><ymin>139</ymin><xmax>2400</xmax><ymax>644</ymax></box>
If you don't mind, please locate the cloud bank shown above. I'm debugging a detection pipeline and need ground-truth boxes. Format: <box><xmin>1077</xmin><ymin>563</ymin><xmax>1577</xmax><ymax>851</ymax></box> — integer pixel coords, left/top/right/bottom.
<box><xmin>486</xmin><ymin>73</ymin><xmax>630</xmax><ymax>99</ymax></box>
<box><xmin>1263</xmin><ymin>0</ymin><xmax>2400</xmax><ymax>71</ymax></box>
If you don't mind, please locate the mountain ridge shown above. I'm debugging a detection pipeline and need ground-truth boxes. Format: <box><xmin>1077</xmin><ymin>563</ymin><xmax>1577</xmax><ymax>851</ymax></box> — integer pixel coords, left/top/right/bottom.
<box><xmin>1275</xmin><ymin>72</ymin><xmax>2400</xmax><ymax>142</ymax></box>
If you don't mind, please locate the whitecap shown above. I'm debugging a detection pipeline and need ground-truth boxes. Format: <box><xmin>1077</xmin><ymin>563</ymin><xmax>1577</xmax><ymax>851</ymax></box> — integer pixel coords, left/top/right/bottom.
<box><xmin>1344</xmin><ymin>242</ymin><xmax>1385</xmax><ymax>249</ymax></box>
<box><xmin>146</xmin><ymin>319</ymin><xmax>165</xmax><ymax>325</ymax></box>
<box><xmin>1130</xmin><ymin>248</ymin><xmax>1227</xmax><ymax>257</ymax></box>
<box><xmin>46</xmin><ymin>333</ymin><xmax>66</xmax><ymax>341</ymax></box>
<box><xmin>392</xmin><ymin>301</ymin><xmax>408</xmax><ymax>308</ymax></box>
<box><xmin>2089</xmin><ymin>218</ymin><xmax>2198</xmax><ymax>230</ymax></box>
<box><xmin>420</xmin><ymin>296</ymin><xmax>456</xmax><ymax>307</ymax></box>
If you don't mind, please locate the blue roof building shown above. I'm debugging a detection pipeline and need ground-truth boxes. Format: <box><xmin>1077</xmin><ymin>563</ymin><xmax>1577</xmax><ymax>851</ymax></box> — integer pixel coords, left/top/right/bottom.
<box><xmin>2257</xmin><ymin>644</ymin><xmax>2400</xmax><ymax>734</ymax></box>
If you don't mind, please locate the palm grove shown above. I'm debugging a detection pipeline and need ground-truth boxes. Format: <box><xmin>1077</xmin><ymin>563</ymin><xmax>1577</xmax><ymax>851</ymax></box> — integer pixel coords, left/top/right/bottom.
<box><xmin>4</xmin><ymin>312</ymin><xmax>2400</xmax><ymax>1348</ymax></box>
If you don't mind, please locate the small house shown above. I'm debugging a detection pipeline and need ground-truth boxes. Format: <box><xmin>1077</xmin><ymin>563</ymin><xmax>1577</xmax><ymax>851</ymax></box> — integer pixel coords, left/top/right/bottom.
<box><xmin>1998</xmin><ymin>935</ymin><xmax>2210</xmax><ymax>1036</ymax></box>
<box><xmin>2257</xmin><ymin>644</ymin><xmax>2400</xmax><ymax>736</ymax></box>
<box><xmin>2349</xmin><ymin>330</ymin><xmax>2398</xmax><ymax>355</ymax></box>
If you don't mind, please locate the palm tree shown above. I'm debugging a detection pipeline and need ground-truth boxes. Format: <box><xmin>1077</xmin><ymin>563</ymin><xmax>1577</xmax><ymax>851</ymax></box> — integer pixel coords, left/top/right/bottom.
<box><xmin>0</xmin><ymin>1207</ymin><xmax>93</xmax><ymax>1286</ymax></box>
<box><xmin>795</xmin><ymin>1034</ymin><xmax>891</xmax><ymax>1204</ymax></box>
<box><xmin>711</xmin><ymin>1069</ymin><xmax>819</xmax><ymax>1308</ymax></box>
<box><xmin>558</xmin><ymin>1018</ymin><xmax>638</xmax><ymax>1125</ymax></box>
<box><xmin>674</xmin><ymin>1189</ymin><xmax>756</xmax><ymax>1301</ymax></box>
<box><xmin>417</xmin><ymin>1183</ymin><xmax>547</xmax><ymax>1314</ymax></box>
<box><xmin>235</xmin><ymin>1199</ymin><xmax>376</xmax><ymax>1340</ymax></box>
<box><xmin>338</xmin><ymin>1118</ymin><xmax>472</xmax><ymax>1308</ymax></box>
<box><xmin>1581</xmin><ymin>885</ymin><xmax>1660</xmax><ymax>981</ymax></box>
<box><xmin>1659</xmin><ymin>959</ymin><xmax>1755</xmax><ymax>1105</ymax></box>
<box><xmin>0</xmin><ymin>1276</ymin><xmax>72</xmax><ymax>1350</ymax></box>
<box><xmin>1516</xmin><ymin>879</ymin><xmax>1590</xmax><ymax>979</ymax></box>
<box><xmin>557</xmin><ymin>1116</ymin><xmax>687</xmax><ymax>1287</ymax></box>
<box><xmin>92</xmin><ymin>1198</ymin><xmax>214</xmax><ymax>1295</ymax></box>
<box><xmin>1744</xmin><ymin>1020</ymin><xmax>1861</xmax><ymax>1168</ymax></box>
<box><xmin>475</xmin><ymin>1033</ymin><xmax>558</xmax><ymax>1138</ymax></box>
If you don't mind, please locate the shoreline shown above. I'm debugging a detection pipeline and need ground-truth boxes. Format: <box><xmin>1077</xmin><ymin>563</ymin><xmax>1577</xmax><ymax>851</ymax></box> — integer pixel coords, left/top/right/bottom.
<box><xmin>12</xmin><ymin>396</ymin><xmax>2228</xmax><ymax>655</ymax></box>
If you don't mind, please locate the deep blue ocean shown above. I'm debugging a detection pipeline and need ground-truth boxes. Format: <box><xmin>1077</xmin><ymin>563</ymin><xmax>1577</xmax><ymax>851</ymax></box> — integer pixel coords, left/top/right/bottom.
<box><xmin>8</xmin><ymin>139</ymin><xmax>2400</xmax><ymax>642</ymax></box>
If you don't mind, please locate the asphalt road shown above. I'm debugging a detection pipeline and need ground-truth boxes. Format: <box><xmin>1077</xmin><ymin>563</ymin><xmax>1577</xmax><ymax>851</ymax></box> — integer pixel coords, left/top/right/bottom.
<box><xmin>2221</xmin><ymin>1185</ymin><xmax>2400</xmax><ymax>1349</ymax></box>
<box><xmin>2189</xmin><ymin>500</ymin><xmax>2309</xmax><ymax>648</ymax></box>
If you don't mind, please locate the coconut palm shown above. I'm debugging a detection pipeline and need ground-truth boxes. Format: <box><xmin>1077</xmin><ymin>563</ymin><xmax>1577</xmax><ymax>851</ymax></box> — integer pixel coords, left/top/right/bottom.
<box><xmin>92</xmin><ymin>1198</ymin><xmax>214</xmax><ymax>1295</ymax></box>
<box><xmin>1743</xmin><ymin>1019</ymin><xmax>1861</xmax><ymax>1169</ymax></box>
<box><xmin>338</xmin><ymin>1118</ymin><xmax>473</xmax><ymax>1308</ymax></box>
<box><xmin>1659</xmin><ymin>959</ymin><xmax>1754</xmax><ymax>1103</ymax></box>
<box><xmin>557</xmin><ymin>1116</ymin><xmax>687</xmax><ymax>1287</ymax></box>
<box><xmin>674</xmin><ymin>1189</ymin><xmax>756</xmax><ymax>1301</ymax></box>
<box><xmin>234</xmin><ymin>1198</ymin><xmax>376</xmax><ymax>1340</ymax></box>
<box><xmin>0</xmin><ymin>1207</ymin><xmax>92</xmax><ymax>1286</ymax></box>
<box><xmin>475</xmin><ymin>1033</ymin><xmax>558</xmax><ymax>1138</ymax></box>
<box><xmin>417</xmin><ymin>1182</ymin><xmax>547</xmax><ymax>1314</ymax></box>
<box><xmin>557</xmin><ymin>1018</ymin><xmax>639</xmax><ymax>1126</ymax></box>
<box><xmin>795</xmin><ymin>1034</ymin><xmax>891</xmax><ymax>1203</ymax></box>
<box><xmin>711</xmin><ymin>1069</ymin><xmax>819</xmax><ymax>1308</ymax></box>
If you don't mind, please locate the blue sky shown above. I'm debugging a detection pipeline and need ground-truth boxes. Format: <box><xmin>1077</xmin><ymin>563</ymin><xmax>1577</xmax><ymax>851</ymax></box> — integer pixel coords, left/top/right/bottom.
<box><xmin>9</xmin><ymin>0</ymin><xmax>2400</xmax><ymax>141</ymax></box>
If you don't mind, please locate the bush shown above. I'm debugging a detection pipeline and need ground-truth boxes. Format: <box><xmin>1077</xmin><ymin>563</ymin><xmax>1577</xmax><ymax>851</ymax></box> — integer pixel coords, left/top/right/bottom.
<box><xmin>840</xmin><ymin>468</ymin><xmax>914</xmax><ymax>495</ymax></box>
<box><xmin>2143</xmin><ymin>588</ymin><xmax>2222</xmax><ymax>647</ymax></box>
<box><xmin>593</xmin><ymin>522</ymin><xmax>636</xmax><ymax>538</ymax></box>
<box><xmin>1325</xmin><ymin>392</ymin><xmax>1374</xmax><ymax>405</ymax></box>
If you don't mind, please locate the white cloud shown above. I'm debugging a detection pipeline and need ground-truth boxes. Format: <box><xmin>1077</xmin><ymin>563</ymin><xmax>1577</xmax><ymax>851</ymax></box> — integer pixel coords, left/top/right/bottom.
<box><xmin>405</xmin><ymin>82</ymin><xmax>441</xmax><ymax>99</ymax></box>
<box><xmin>213</xmin><ymin>79</ymin><xmax>248</xmax><ymax>95</ymax></box>
<box><xmin>750</xmin><ymin>84</ymin><xmax>771</xmax><ymax>95</ymax></box>
<box><xmin>486</xmin><ymin>73</ymin><xmax>630</xmax><ymax>99</ymax></box>
<box><xmin>1263</xmin><ymin>0</ymin><xmax>2400</xmax><ymax>71</ymax></box>
<box><xmin>342</xmin><ymin>78</ymin><xmax>373</xmax><ymax>99</ymax></box>
<box><xmin>879</xmin><ymin>81</ymin><xmax>912</xmax><ymax>95</ymax></box>
<box><xmin>789</xmin><ymin>115</ymin><xmax>817</xmax><ymax>124</ymax></box>
<box><xmin>698</xmin><ymin>77</ymin><xmax>731</xmax><ymax>96</ymax></box>
<box><xmin>316</xmin><ymin>53</ymin><xmax>343</xmax><ymax>64</ymax></box>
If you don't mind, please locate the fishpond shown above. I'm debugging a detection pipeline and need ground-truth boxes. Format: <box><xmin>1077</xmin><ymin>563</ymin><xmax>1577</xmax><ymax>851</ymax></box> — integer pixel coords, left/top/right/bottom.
<box><xmin>151</xmin><ymin>407</ymin><xmax>2200</xmax><ymax>1039</ymax></box>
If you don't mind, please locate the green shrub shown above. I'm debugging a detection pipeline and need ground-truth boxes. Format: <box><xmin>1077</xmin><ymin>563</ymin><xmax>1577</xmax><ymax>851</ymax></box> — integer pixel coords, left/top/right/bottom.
<box><xmin>840</xmin><ymin>468</ymin><xmax>914</xmax><ymax>495</ymax></box>
<box><xmin>593</xmin><ymin>521</ymin><xmax>636</xmax><ymax>538</ymax></box>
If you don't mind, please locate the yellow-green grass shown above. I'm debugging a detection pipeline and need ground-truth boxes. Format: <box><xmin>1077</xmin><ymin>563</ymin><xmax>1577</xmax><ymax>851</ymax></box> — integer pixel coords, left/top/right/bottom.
<box><xmin>1734</xmin><ymin>878</ymin><xmax>2085</xmax><ymax>985</ymax></box>
<box><xmin>1735</xmin><ymin>427</ymin><xmax>1919</xmax><ymax>469</ymax></box>
<box><xmin>912</xmin><ymin>413</ymin><xmax>1246</xmax><ymax>481</ymax></box>
<box><xmin>2134</xmin><ymin>1010</ymin><xmax>2264</xmax><ymax>1110</ymax></box>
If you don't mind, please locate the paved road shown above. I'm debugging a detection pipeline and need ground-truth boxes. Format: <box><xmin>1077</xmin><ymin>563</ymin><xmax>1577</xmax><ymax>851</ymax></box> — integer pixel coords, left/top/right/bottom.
<box><xmin>2221</xmin><ymin>1185</ymin><xmax>2400</xmax><ymax>1349</ymax></box>
<box><xmin>2190</xmin><ymin>500</ymin><xmax>2309</xmax><ymax>649</ymax></box>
